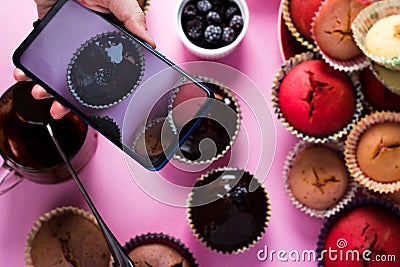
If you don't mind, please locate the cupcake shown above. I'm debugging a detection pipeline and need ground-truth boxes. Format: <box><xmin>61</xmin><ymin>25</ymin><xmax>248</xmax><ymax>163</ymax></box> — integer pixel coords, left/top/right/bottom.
<box><xmin>281</xmin><ymin>0</ymin><xmax>321</xmax><ymax>51</ymax></box>
<box><xmin>345</xmin><ymin>111</ymin><xmax>400</xmax><ymax>193</ymax></box>
<box><xmin>317</xmin><ymin>198</ymin><xmax>400</xmax><ymax>267</ymax></box>
<box><xmin>272</xmin><ymin>52</ymin><xmax>363</xmax><ymax>143</ymax></box>
<box><xmin>171</xmin><ymin>76</ymin><xmax>240</xmax><ymax>164</ymax></box>
<box><xmin>188</xmin><ymin>168</ymin><xmax>270</xmax><ymax>254</ymax></box>
<box><xmin>359</xmin><ymin>66</ymin><xmax>400</xmax><ymax>112</ymax></box>
<box><xmin>89</xmin><ymin>115</ymin><xmax>121</xmax><ymax>142</ymax></box>
<box><xmin>67</xmin><ymin>31</ymin><xmax>145</xmax><ymax>109</ymax></box>
<box><xmin>118</xmin><ymin>233</ymin><xmax>198</xmax><ymax>267</ymax></box>
<box><xmin>284</xmin><ymin>141</ymin><xmax>357</xmax><ymax>218</ymax></box>
<box><xmin>311</xmin><ymin>0</ymin><xmax>372</xmax><ymax>71</ymax></box>
<box><xmin>369</xmin><ymin>61</ymin><xmax>400</xmax><ymax>96</ymax></box>
<box><xmin>352</xmin><ymin>0</ymin><xmax>400</xmax><ymax>71</ymax></box>
<box><xmin>25</xmin><ymin>206</ymin><xmax>110</xmax><ymax>267</ymax></box>
<box><xmin>132</xmin><ymin>117</ymin><xmax>176</xmax><ymax>167</ymax></box>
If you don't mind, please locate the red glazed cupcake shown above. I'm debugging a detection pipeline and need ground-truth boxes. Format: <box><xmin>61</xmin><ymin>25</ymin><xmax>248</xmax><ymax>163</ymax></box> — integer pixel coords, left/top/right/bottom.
<box><xmin>360</xmin><ymin>67</ymin><xmax>400</xmax><ymax>112</ymax></box>
<box><xmin>317</xmin><ymin>198</ymin><xmax>400</xmax><ymax>267</ymax></box>
<box><xmin>290</xmin><ymin>0</ymin><xmax>323</xmax><ymax>42</ymax></box>
<box><xmin>277</xmin><ymin>57</ymin><xmax>357</xmax><ymax>139</ymax></box>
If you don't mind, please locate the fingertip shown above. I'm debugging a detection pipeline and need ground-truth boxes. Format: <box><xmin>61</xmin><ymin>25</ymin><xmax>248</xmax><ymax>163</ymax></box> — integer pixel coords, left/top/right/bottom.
<box><xmin>31</xmin><ymin>84</ymin><xmax>52</xmax><ymax>100</ymax></box>
<box><xmin>13</xmin><ymin>68</ymin><xmax>31</xmax><ymax>81</ymax></box>
<box><xmin>50</xmin><ymin>101</ymin><xmax>70</xmax><ymax>120</ymax></box>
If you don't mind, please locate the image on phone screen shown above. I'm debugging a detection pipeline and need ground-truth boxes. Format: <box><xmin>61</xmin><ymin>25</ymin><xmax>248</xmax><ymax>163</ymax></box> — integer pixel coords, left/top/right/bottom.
<box><xmin>13</xmin><ymin>0</ymin><xmax>213</xmax><ymax>170</ymax></box>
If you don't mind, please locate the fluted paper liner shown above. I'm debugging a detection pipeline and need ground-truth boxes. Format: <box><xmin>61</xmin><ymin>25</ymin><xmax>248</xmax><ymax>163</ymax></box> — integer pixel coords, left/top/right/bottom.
<box><xmin>114</xmin><ymin>232</ymin><xmax>198</xmax><ymax>267</ymax></box>
<box><xmin>187</xmin><ymin>167</ymin><xmax>271</xmax><ymax>254</ymax></box>
<box><xmin>283</xmin><ymin>140</ymin><xmax>358</xmax><ymax>218</ymax></box>
<box><xmin>271</xmin><ymin>52</ymin><xmax>364</xmax><ymax>143</ymax></box>
<box><xmin>25</xmin><ymin>206</ymin><xmax>112</xmax><ymax>267</ymax></box>
<box><xmin>344</xmin><ymin>111</ymin><xmax>400</xmax><ymax>194</ymax></box>
<box><xmin>369</xmin><ymin>60</ymin><xmax>400</xmax><ymax>96</ymax></box>
<box><xmin>352</xmin><ymin>0</ymin><xmax>400</xmax><ymax>71</ymax></box>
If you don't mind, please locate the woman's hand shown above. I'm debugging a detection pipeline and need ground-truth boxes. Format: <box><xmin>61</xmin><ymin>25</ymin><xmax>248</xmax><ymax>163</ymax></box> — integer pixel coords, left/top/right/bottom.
<box><xmin>14</xmin><ymin>0</ymin><xmax>155</xmax><ymax>119</ymax></box>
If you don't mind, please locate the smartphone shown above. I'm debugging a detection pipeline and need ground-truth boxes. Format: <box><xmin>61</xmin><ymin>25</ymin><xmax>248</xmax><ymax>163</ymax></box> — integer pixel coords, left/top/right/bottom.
<box><xmin>13</xmin><ymin>0</ymin><xmax>214</xmax><ymax>171</ymax></box>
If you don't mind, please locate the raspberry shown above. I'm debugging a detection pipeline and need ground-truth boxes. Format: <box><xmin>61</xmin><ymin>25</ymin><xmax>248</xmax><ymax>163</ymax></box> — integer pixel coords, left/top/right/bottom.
<box><xmin>183</xmin><ymin>4</ymin><xmax>197</xmax><ymax>20</ymax></box>
<box><xmin>196</xmin><ymin>0</ymin><xmax>212</xmax><ymax>13</ymax></box>
<box><xmin>229</xmin><ymin>15</ymin><xmax>243</xmax><ymax>30</ymax></box>
<box><xmin>204</xmin><ymin>25</ymin><xmax>222</xmax><ymax>43</ymax></box>
<box><xmin>186</xmin><ymin>17</ymin><xmax>204</xmax><ymax>39</ymax></box>
<box><xmin>95</xmin><ymin>68</ymin><xmax>113</xmax><ymax>85</ymax></box>
<box><xmin>224</xmin><ymin>6</ymin><xmax>238</xmax><ymax>20</ymax></box>
<box><xmin>222</xmin><ymin>27</ymin><xmax>235</xmax><ymax>43</ymax></box>
<box><xmin>206</xmin><ymin>11</ymin><xmax>221</xmax><ymax>24</ymax></box>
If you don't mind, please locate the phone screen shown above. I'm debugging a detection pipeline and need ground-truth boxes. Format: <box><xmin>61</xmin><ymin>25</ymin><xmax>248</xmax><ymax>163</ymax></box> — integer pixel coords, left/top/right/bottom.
<box><xmin>13</xmin><ymin>0</ymin><xmax>213</xmax><ymax>170</ymax></box>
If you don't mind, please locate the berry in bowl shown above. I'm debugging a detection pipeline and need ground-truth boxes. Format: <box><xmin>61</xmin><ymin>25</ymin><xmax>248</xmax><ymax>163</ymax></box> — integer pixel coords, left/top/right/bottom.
<box><xmin>176</xmin><ymin>0</ymin><xmax>249</xmax><ymax>59</ymax></box>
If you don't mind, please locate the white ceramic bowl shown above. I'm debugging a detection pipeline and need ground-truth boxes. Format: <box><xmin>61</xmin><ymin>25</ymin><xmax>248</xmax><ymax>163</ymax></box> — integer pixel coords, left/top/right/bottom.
<box><xmin>175</xmin><ymin>0</ymin><xmax>249</xmax><ymax>59</ymax></box>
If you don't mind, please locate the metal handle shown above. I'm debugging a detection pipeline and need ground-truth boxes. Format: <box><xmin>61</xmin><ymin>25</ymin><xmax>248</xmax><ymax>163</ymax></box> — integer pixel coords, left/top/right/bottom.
<box><xmin>0</xmin><ymin>162</ymin><xmax>23</xmax><ymax>195</ymax></box>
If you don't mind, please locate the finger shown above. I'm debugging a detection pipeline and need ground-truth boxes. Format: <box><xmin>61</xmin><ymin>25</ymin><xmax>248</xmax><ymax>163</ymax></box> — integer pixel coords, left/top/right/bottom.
<box><xmin>50</xmin><ymin>100</ymin><xmax>70</xmax><ymax>120</ymax></box>
<box><xmin>35</xmin><ymin>0</ymin><xmax>58</xmax><ymax>19</ymax></box>
<box><xmin>13</xmin><ymin>68</ymin><xmax>32</xmax><ymax>81</ymax></box>
<box><xmin>31</xmin><ymin>84</ymin><xmax>53</xmax><ymax>99</ymax></box>
<box><xmin>108</xmin><ymin>0</ymin><xmax>156</xmax><ymax>48</ymax></box>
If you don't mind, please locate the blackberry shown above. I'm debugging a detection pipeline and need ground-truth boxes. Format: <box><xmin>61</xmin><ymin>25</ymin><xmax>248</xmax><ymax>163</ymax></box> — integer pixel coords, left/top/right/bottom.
<box><xmin>222</xmin><ymin>27</ymin><xmax>235</xmax><ymax>43</ymax></box>
<box><xmin>183</xmin><ymin>4</ymin><xmax>197</xmax><ymax>20</ymax></box>
<box><xmin>186</xmin><ymin>17</ymin><xmax>204</xmax><ymax>39</ymax></box>
<box><xmin>228</xmin><ymin>184</ymin><xmax>248</xmax><ymax>205</ymax></box>
<box><xmin>95</xmin><ymin>68</ymin><xmax>113</xmax><ymax>85</ymax></box>
<box><xmin>224</xmin><ymin>6</ymin><xmax>238</xmax><ymax>19</ymax></box>
<box><xmin>204</xmin><ymin>25</ymin><xmax>222</xmax><ymax>43</ymax></box>
<box><xmin>196</xmin><ymin>0</ymin><xmax>212</xmax><ymax>13</ymax></box>
<box><xmin>206</xmin><ymin>11</ymin><xmax>221</xmax><ymax>24</ymax></box>
<box><xmin>229</xmin><ymin>15</ymin><xmax>243</xmax><ymax>30</ymax></box>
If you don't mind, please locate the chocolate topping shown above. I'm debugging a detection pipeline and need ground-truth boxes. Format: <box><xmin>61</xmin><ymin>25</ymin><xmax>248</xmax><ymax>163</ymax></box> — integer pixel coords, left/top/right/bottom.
<box><xmin>189</xmin><ymin>169</ymin><xmax>269</xmax><ymax>253</ymax></box>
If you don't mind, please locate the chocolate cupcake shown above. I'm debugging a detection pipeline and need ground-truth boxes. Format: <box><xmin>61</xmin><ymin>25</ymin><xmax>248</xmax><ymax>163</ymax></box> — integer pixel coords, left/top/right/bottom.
<box><xmin>67</xmin><ymin>31</ymin><xmax>145</xmax><ymax>109</ymax></box>
<box><xmin>345</xmin><ymin>111</ymin><xmax>400</xmax><ymax>193</ymax></box>
<box><xmin>25</xmin><ymin>206</ymin><xmax>111</xmax><ymax>267</ymax></box>
<box><xmin>116</xmin><ymin>233</ymin><xmax>198</xmax><ymax>267</ymax></box>
<box><xmin>170</xmin><ymin>76</ymin><xmax>240</xmax><ymax>164</ymax></box>
<box><xmin>132</xmin><ymin>117</ymin><xmax>176</xmax><ymax>167</ymax></box>
<box><xmin>316</xmin><ymin>198</ymin><xmax>400</xmax><ymax>267</ymax></box>
<box><xmin>188</xmin><ymin>168</ymin><xmax>270</xmax><ymax>254</ymax></box>
<box><xmin>89</xmin><ymin>115</ymin><xmax>121</xmax><ymax>142</ymax></box>
<box><xmin>283</xmin><ymin>140</ymin><xmax>357</xmax><ymax>218</ymax></box>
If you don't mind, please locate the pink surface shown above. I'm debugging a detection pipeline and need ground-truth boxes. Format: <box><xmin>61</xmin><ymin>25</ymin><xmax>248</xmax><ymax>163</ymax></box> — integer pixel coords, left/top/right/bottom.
<box><xmin>0</xmin><ymin>0</ymin><xmax>323</xmax><ymax>266</ymax></box>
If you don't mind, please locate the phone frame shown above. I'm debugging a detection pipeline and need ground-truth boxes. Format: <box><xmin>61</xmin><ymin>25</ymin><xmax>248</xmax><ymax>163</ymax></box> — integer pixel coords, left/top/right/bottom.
<box><xmin>13</xmin><ymin>0</ymin><xmax>214</xmax><ymax>171</ymax></box>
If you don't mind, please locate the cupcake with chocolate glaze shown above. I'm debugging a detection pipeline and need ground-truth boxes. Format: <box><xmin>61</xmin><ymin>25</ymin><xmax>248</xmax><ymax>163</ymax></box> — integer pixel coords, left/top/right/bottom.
<box><xmin>171</xmin><ymin>76</ymin><xmax>240</xmax><ymax>164</ymax></box>
<box><xmin>188</xmin><ymin>168</ymin><xmax>270</xmax><ymax>254</ymax></box>
<box><xmin>25</xmin><ymin>206</ymin><xmax>110</xmax><ymax>267</ymax></box>
<box><xmin>67</xmin><ymin>31</ymin><xmax>145</xmax><ymax>109</ymax></box>
<box><xmin>345</xmin><ymin>111</ymin><xmax>400</xmax><ymax>193</ymax></box>
<box><xmin>89</xmin><ymin>115</ymin><xmax>121</xmax><ymax>142</ymax></box>
<box><xmin>117</xmin><ymin>233</ymin><xmax>198</xmax><ymax>267</ymax></box>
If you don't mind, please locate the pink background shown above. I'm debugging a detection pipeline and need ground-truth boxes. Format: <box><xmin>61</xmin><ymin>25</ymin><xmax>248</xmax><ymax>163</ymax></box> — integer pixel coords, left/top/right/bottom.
<box><xmin>0</xmin><ymin>0</ymin><xmax>323</xmax><ymax>266</ymax></box>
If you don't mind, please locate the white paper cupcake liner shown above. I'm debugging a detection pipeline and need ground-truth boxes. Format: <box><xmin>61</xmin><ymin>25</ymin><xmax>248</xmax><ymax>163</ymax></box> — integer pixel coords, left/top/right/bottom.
<box><xmin>352</xmin><ymin>0</ymin><xmax>400</xmax><ymax>71</ymax></box>
<box><xmin>283</xmin><ymin>140</ymin><xmax>358</xmax><ymax>218</ymax></box>
<box><xmin>344</xmin><ymin>111</ymin><xmax>400</xmax><ymax>194</ymax></box>
<box><xmin>271</xmin><ymin>52</ymin><xmax>364</xmax><ymax>143</ymax></box>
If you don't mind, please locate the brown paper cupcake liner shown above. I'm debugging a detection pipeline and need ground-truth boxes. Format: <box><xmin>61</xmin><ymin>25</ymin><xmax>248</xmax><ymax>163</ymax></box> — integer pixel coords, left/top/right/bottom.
<box><xmin>114</xmin><ymin>232</ymin><xmax>198</xmax><ymax>267</ymax></box>
<box><xmin>352</xmin><ymin>0</ymin><xmax>400</xmax><ymax>71</ymax></box>
<box><xmin>316</xmin><ymin>197</ymin><xmax>400</xmax><ymax>267</ymax></box>
<box><xmin>25</xmin><ymin>206</ymin><xmax>112</xmax><ymax>267</ymax></box>
<box><xmin>283</xmin><ymin>140</ymin><xmax>358</xmax><ymax>218</ymax></box>
<box><xmin>281</xmin><ymin>0</ymin><xmax>319</xmax><ymax>52</ymax></box>
<box><xmin>271</xmin><ymin>52</ymin><xmax>364</xmax><ymax>143</ymax></box>
<box><xmin>310</xmin><ymin>0</ymin><xmax>369</xmax><ymax>73</ymax></box>
<box><xmin>169</xmin><ymin>76</ymin><xmax>241</xmax><ymax>165</ymax></box>
<box><xmin>187</xmin><ymin>167</ymin><xmax>271</xmax><ymax>254</ymax></box>
<box><xmin>369</xmin><ymin>60</ymin><xmax>400</xmax><ymax>96</ymax></box>
<box><xmin>67</xmin><ymin>31</ymin><xmax>145</xmax><ymax>109</ymax></box>
<box><xmin>344</xmin><ymin>111</ymin><xmax>400</xmax><ymax>194</ymax></box>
